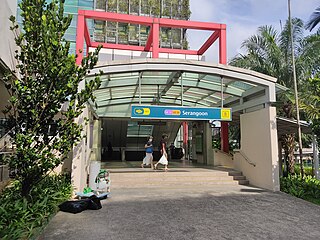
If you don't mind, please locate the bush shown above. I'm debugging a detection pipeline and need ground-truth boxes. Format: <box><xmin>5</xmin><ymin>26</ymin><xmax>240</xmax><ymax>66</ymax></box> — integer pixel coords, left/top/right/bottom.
<box><xmin>280</xmin><ymin>175</ymin><xmax>320</xmax><ymax>204</ymax></box>
<box><xmin>294</xmin><ymin>164</ymin><xmax>314</xmax><ymax>176</ymax></box>
<box><xmin>0</xmin><ymin>174</ymin><xmax>72</xmax><ymax>240</ymax></box>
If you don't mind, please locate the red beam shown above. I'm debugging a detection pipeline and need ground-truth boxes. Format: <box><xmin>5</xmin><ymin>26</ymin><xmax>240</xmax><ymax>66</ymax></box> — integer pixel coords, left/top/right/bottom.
<box><xmin>152</xmin><ymin>20</ymin><xmax>159</xmax><ymax>58</ymax></box>
<box><xmin>91</xmin><ymin>41</ymin><xmax>146</xmax><ymax>52</ymax></box>
<box><xmin>76</xmin><ymin>13</ymin><xmax>85</xmax><ymax>65</ymax></box>
<box><xmin>82</xmin><ymin>10</ymin><xmax>153</xmax><ymax>25</ymax></box>
<box><xmin>197</xmin><ymin>31</ymin><xmax>220</xmax><ymax>55</ymax></box>
<box><xmin>219</xmin><ymin>28</ymin><xmax>227</xmax><ymax>64</ymax></box>
<box><xmin>79</xmin><ymin>10</ymin><xmax>228</xmax><ymax>62</ymax></box>
<box><xmin>159</xmin><ymin>48</ymin><xmax>198</xmax><ymax>55</ymax></box>
<box><xmin>84</xmin><ymin>20</ymin><xmax>92</xmax><ymax>47</ymax></box>
<box><xmin>159</xmin><ymin>18</ymin><xmax>224</xmax><ymax>31</ymax></box>
<box><xmin>144</xmin><ymin>26</ymin><xmax>153</xmax><ymax>51</ymax></box>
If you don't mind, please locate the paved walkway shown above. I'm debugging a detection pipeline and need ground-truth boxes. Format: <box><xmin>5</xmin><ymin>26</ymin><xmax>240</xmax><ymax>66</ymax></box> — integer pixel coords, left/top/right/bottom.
<box><xmin>40</xmin><ymin>162</ymin><xmax>320</xmax><ymax>240</ymax></box>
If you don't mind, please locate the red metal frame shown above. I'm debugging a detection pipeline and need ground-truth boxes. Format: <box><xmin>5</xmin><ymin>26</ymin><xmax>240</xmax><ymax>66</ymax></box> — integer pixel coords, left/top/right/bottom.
<box><xmin>76</xmin><ymin>10</ymin><xmax>227</xmax><ymax>65</ymax></box>
<box><xmin>75</xmin><ymin>10</ymin><xmax>229</xmax><ymax>152</ymax></box>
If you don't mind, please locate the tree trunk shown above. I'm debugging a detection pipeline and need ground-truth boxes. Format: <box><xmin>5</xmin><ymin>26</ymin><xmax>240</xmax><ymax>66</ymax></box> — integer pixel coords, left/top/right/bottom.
<box><xmin>21</xmin><ymin>178</ymin><xmax>33</xmax><ymax>197</ymax></box>
<box><xmin>281</xmin><ymin>134</ymin><xmax>296</xmax><ymax>175</ymax></box>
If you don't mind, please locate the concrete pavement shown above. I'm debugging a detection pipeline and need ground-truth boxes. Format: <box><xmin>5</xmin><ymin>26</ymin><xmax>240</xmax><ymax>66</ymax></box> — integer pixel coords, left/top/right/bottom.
<box><xmin>39</xmin><ymin>166</ymin><xmax>320</xmax><ymax>240</ymax></box>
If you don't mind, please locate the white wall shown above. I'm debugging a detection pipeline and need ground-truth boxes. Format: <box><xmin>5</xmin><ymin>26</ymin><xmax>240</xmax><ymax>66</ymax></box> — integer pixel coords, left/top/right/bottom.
<box><xmin>72</xmin><ymin>106</ymin><xmax>92</xmax><ymax>192</ymax></box>
<box><xmin>0</xmin><ymin>0</ymin><xmax>18</xmax><ymax>70</ymax></box>
<box><xmin>213</xmin><ymin>150</ymin><xmax>234</xmax><ymax>168</ymax></box>
<box><xmin>235</xmin><ymin>107</ymin><xmax>279</xmax><ymax>191</ymax></box>
<box><xmin>0</xmin><ymin>0</ymin><xmax>18</xmax><ymax>119</ymax></box>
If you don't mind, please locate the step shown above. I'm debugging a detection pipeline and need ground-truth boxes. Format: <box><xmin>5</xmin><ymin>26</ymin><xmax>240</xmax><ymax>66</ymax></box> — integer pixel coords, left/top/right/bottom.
<box><xmin>238</xmin><ymin>179</ymin><xmax>249</xmax><ymax>185</ymax></box>
<box><xmin>111</xmin><ymin>176</ymin><xmax>235</xmax><ymax>182</ymax></box>
<box><xmin>111</xmin><ymin>181</ymin><xmax>240</xmax><ymax>188</ymax></box>
<box><xmin>232</xmin><ymin>175</ymin><xmax>246</xmax><ymax>181</ymax></box>
<box><xmin>110</xmin><ymin>171</ymin><xmax>231</xmax><ymax>177</ymax></box>
<box><xmin>107</xmin><ymin>168</ymin><xmax>250</xmax><ymax>188</ymax></box>
<box><xmin>228</xmin><ymin>171</ymin><xmax>243</xmax><ymax>176</ymax></box>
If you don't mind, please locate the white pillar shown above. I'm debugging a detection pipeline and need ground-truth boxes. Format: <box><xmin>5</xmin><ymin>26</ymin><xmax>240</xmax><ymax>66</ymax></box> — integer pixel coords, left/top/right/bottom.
<box><xmin>91</xmin><ymin>119</ymin><xmax>102</xmax><ymax>162</ymax></box>
<box><xmin>313</xmin><ymin>135</ymin><xmax>319</xmax><ymax>179</ymax></box>
<box><xmin>204</xmin><ymin>121</ymin><xmax>213</xmax><ymax>165</ymax></box>
<box><xmin>236</xmin><ymin>107</ymin><xmax>279</xmax><ymax>191</ymax></box>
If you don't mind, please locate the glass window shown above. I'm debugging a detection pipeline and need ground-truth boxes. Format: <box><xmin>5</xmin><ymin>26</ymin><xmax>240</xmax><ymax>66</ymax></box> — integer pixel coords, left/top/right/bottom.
<box><xmin>95</xmin><ymin>0</ymin><xmax>106</xmax><ymax>10</ymax></box>
<box><xmin>127</xmin><ymin>122</ymin><xmax>153</xmax><ymax>138</ymax></box>
<box><xmin>107</xmin><ymin>0</ymin><xmax>117</xmax><ymax>12</ymax></box>
<box><xmin>129</xmin><ymin>24</ymin><xmax>139</xmax><ymax>43</ymax></box>
<box><xmin>118</xmin><ymin>23</ymin><xmax>128</xmax><ymax>44</ymax></box>
<box><xmin>94</xmin><ymin>20</ymin><xmax>106</xmax><ymax>42</ymax></box>
<box><xmin>129</xmin><ymin>0</ymin><xmax>139</xmax><ymax>15</ymax></box>
<box><xmin>141</xmin><ymin>0</ymin><xmax>150</xmax><ymax>16</ymax></box>
<box><xmin>118</xmin><ymin>0</ymin><xmax>129</xmax><ymax>13</ymax></box>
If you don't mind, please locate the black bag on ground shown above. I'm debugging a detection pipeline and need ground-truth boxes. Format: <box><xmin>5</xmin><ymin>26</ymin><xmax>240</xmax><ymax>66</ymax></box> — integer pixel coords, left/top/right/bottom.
<box><xmin>87</xmin><ymin>195</ymin><xmax>102</xmax><ymax>210</ymax></box>
<box><xmin>59</xmin><ymin>195</ymin><xmax>102</xmax><ymax>213</ymax></box>
<box><xmin>58</xmin><ymin>199</ymin><xmax>90</xmax><ymax>214</ymax></box>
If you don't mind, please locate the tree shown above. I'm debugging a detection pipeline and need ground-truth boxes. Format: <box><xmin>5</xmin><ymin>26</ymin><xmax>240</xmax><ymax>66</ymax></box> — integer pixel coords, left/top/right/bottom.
<box><xmin>300</xmin><ymin>74</ymin><xmax>320</xmax><ymax>146</ymax></box>
<box><xmin>3</xmin><ymin>0</ymin><xmax>101</xmax><ymax>197</ymax></box>
<box><xmin>230</xmin><ymin>18</ymin><xmax>320</xmax><ymax>176</ymax></box>
<box><xmin>306</xmin><ymin>6</ymin><xmax>320</xmax><ymax>32</ymax></box>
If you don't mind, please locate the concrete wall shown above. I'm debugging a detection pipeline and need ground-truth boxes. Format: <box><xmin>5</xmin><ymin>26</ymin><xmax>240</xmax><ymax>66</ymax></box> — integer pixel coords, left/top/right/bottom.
<box><xmin>235</xmin><ymin>107</ymin><xmax>279</xmax><ymax>191</ymax></box>
<box><xmin>0</xmin><ymin>0</ymin><xmax>18</xmax><ymax>70</ymax></box>
<box><xmin>72</xmin><ymin>106</ymin><xmax>95</xmax><ymax>192</ymax></box>
<box><xmin>213</xmin><ymin>150</ymin><xmax>234</xmax><ymax>168</ymax></box>
<box><xmin>0</xmin><ymin>0</ymin><xmax>18</xmax><ymax>119</ymax></box>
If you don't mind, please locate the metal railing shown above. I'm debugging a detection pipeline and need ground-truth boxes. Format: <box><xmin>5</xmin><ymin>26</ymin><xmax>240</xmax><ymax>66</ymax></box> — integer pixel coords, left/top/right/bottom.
<box><xmin>233</xmin><ymin>149</ymin><xmax>256</xmax><ymax>167</ymax></box>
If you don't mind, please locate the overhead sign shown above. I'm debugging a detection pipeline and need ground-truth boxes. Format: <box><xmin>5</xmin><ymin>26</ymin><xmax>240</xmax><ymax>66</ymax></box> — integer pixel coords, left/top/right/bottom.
<box><xmin>131</xmin><ymin>105</ymin><xmax>232</xmax><ymax>121</ymax></box>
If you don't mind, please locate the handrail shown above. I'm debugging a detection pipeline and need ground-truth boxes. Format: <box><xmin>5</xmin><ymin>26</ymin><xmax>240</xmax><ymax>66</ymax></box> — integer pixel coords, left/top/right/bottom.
<box><xmin>233</xmin><ymin>149</ymin><xmax>256</xmax><ymax>167</ymax></box>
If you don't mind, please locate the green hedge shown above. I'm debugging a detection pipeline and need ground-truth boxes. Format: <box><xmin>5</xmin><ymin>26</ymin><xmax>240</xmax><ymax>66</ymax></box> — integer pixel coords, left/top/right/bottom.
<box><xmin>0</xmin><ymin>174</ymin><xmax>72</xmax><ymax>240</ymax></box>
<box><xmin>294</xmin><ymin>165</ymin><xmax>313</xmax><ymax>176</ymax></box>
<box><xmin>280</xmin><ymin>175</ymin><xmax>320</xmax><ymax>205</ymax></box>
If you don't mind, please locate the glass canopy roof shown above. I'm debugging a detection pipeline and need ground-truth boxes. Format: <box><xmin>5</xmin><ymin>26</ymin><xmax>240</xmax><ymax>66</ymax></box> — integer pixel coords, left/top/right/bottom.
<box><xmin>86</xmin><ymin>59</ymin><xmax>278</xmax><ymax>118</ymax></box>
<box><xmin>91</xmin><ymin>71</ymin><xmax>262</xmax><ymax>109</ymax></box>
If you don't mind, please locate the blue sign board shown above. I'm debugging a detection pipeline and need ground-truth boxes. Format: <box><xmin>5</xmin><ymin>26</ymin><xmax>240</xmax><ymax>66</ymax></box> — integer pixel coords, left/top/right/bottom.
<box><xmin>131</xmin><ymin>105</ymin><xmax>232</xmax><ymax>121</ymax></box>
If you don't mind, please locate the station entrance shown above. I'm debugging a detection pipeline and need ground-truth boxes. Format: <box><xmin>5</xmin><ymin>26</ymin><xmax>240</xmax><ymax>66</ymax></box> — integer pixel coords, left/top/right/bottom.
<box><xmin>71</xmin><ymin>10</ymin><xmax>280</xmax><ymax>193</ymax></box>
<box><xmin>73</xmin><ymin>58</ymin><xmax>281</xmax><ymax>192</ymax></box>
<box><xmin>100</xmin><ymin>118</ymin><xmax>218</xmax><ymax>165</ymax></box>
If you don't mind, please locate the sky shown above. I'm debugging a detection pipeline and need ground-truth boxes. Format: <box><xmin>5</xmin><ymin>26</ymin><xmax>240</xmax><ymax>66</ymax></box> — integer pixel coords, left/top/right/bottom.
<box><xmin>188</xmin><ymin>0</ymin><xmax>320</xmax><ymax>63</ymax></box>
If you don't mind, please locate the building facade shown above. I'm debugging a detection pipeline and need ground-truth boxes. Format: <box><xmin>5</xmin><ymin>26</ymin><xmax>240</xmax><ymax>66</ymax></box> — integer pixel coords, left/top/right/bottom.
<box><xmin>17</xmin><ymin>0</ymin><xmax>190</xmax><ymax>53</ymax></box>
<box><xmin>94</xmin><ymin>0</ymin><xmax>190</xmax><ymax>49</ymax></box>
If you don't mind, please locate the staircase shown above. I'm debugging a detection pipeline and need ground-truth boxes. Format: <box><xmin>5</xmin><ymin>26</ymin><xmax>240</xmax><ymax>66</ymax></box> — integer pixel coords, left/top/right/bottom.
<box><xmin>109</xmin><ymin>168</ymin><xmax>249</xmax><ymax>190</ymax></box>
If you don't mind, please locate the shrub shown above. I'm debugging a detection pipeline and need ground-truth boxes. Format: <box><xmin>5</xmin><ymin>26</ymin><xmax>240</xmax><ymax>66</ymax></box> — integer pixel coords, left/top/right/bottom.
<box><xmin>294</xmin><ymin>164</ymin><xmax>313</xmax><ymax>176</ymax></box>
<box><xmin>280</xmin><ymin>175</ymin><xmax>320</xmax><ymax>204</ymax></box>
<box><xmin>0</xmin><ymin>174</ymin><xmax>72</xmax><ymax>240</ymax></box>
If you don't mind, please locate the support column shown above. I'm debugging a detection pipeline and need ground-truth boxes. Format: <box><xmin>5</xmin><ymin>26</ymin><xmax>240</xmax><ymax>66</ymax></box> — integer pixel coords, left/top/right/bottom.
<box><xmin>221</xmin><ymin>122</ymin><xmax>229</xmax><ymax>153</ymax></box>
<box><xmin>183</xmin><ymin>122</ymin><xmax>188</xmax><ymax>158</ymax></box>
<box><xmin>313</xmin><ymin>135</ymin><xmax>319</xmax><ymax>179</ymax></box>
<box><xmin>91</xmin><ymin>119</ymin><xmax>102</xmax><ymax>162</ymax></box>
<box><xmin>219</xmin><ymin>27</ymin><xmax>227</xmax><ymax>65</ymax></box>
<box><xmin>152</xmin><ymin>19</ymin><xmax>159</xmax><ymax>58</ymax></box>
<box><xmin>219</xmin><ymin>27</ymin><xmax>229</xmax><ymax>153</ymax></box>
<box><xmin>76</xmin><ymin>10</ymin><xmax>85</xmax><ymax>65</ymax></box>
<box><xmin>204</xmin><ymin>121</ymin><xmax>213</xmax><ymax>165</ymax></box>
